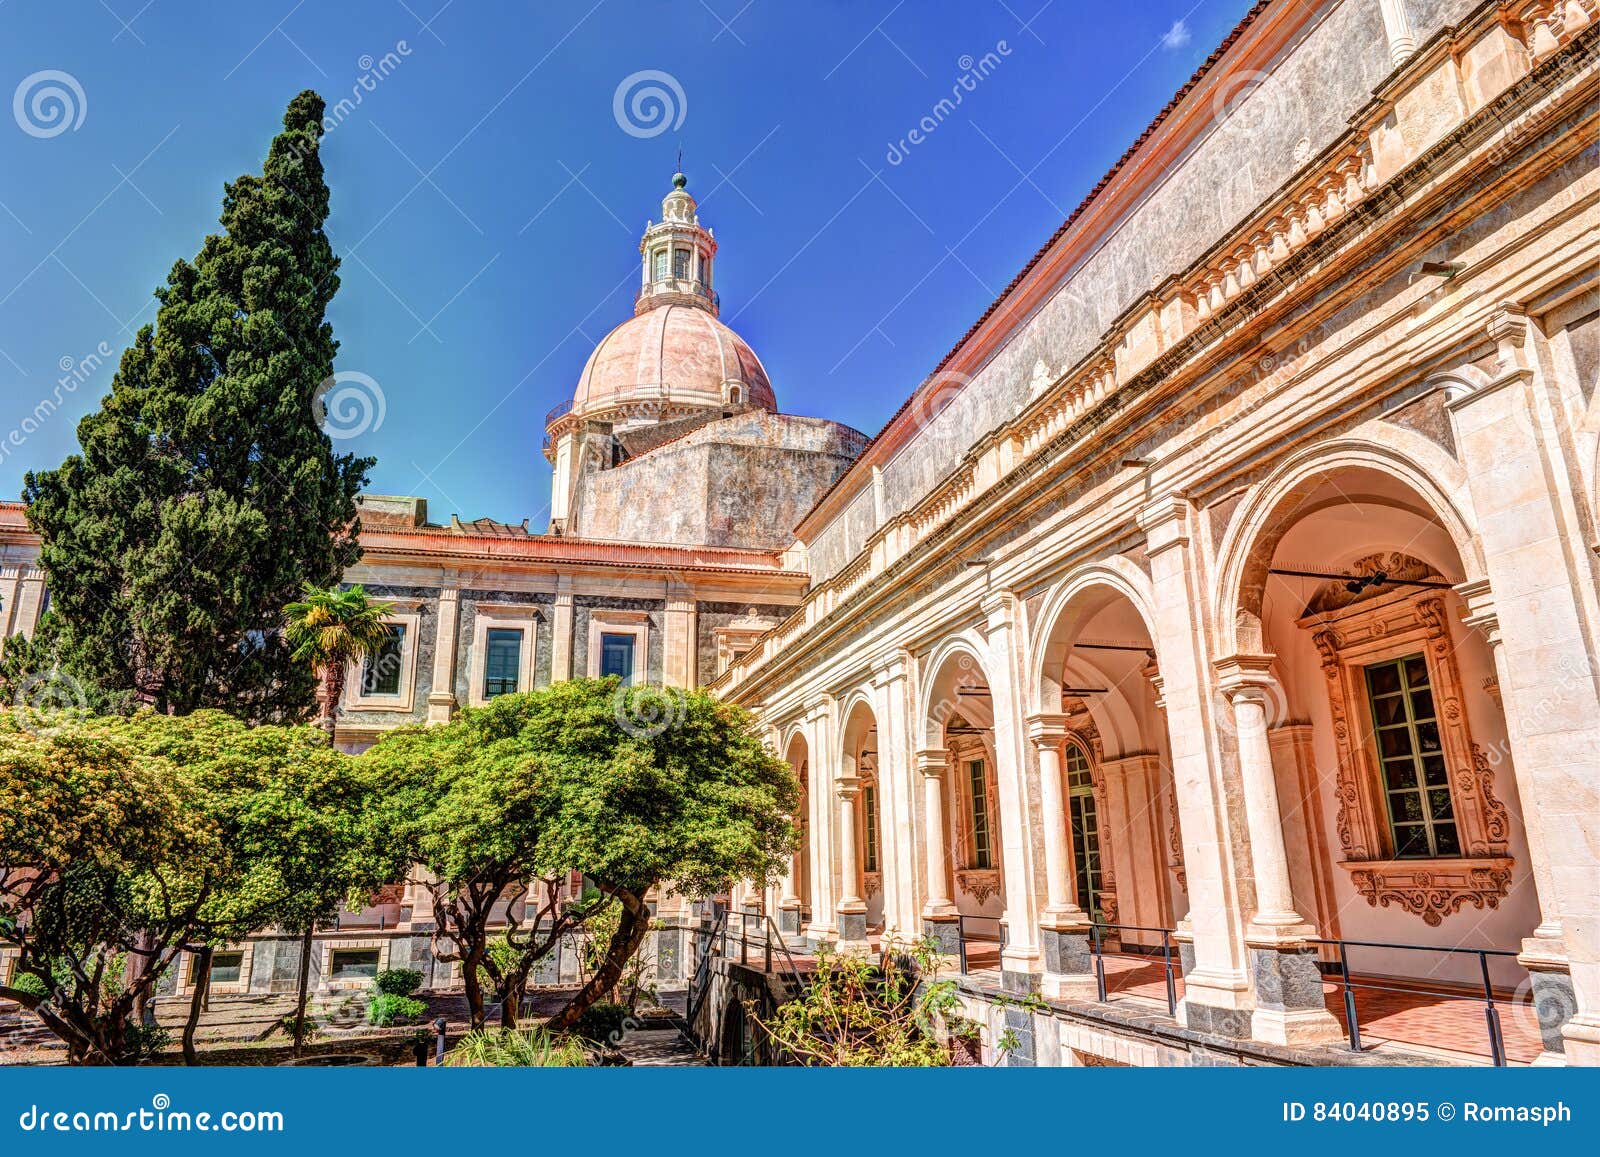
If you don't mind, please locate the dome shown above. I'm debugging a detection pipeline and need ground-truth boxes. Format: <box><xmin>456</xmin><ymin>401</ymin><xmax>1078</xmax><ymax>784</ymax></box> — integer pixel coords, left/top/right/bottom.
<box><xmin>571</xmin><ymin>302</ymin><xmax>776</xmax><ymax>419</ymax></box>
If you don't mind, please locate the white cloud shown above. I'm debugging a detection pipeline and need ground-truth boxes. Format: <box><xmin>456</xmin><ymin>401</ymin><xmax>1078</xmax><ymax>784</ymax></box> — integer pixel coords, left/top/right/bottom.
<box><xmin>1161</xmin><ymin>19</ymin><xmax>1192</xmax><ymax>51</ymax></box>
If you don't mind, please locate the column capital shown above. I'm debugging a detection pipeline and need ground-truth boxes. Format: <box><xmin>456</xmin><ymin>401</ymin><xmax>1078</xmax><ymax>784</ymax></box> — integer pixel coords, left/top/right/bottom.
<box><xmin>836</xmin><ymin>774</ymin><xmax>861</xmax><ymax>801</ymax></box>
<box><xmin>1136</xmin><ymin>493</ymin><xmax>1193</xmax><ymax>555</ymax></box>
<box><xmin>1213</xmin><ymin>653</ymin><xmax>1276</xmax><ymax>698</ymax></box>
<box><xmin>980</xmin><ymin>589</ymin><xmax>1018</xmax><ymax>627</ymax></box>
<box><xmin>870</xmin><ymin>649</ymin><xmax>910</xmax><ymax>685</ymax></box>
<box><xmin>1024</xmin><ymin>711</ymin><xmax>1070</xmax><ymax>746</ymax></box>
<box><xmin>435</xmin><ymin>585</ymin><xmax>460</xmax><ymax>604</ymax></box>
<box><xmin>913</xmin><ymin>747</ymin><xmax>948</xmax><ymax>776</ymax></box>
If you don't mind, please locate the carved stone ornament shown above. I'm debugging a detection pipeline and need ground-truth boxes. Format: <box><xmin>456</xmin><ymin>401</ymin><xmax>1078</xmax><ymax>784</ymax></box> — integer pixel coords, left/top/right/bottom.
<box><xmin>1301</xmin><ymin>555</ymin><xmax>1513</xmax><ymax>923</ymax></box>
<box><xmin>862</xmin><ymin>871</ymin><xmax>882</xmax><ymax>900</ymax></box>
<box><xmin>955</xmin><ymin>869</ymin><xmax>1002</xmax><ymax>905</ymax></box>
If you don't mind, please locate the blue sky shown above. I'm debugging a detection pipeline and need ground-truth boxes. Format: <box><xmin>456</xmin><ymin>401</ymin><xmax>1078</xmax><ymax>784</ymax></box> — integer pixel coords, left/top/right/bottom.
<box><xmin>1</xmin><ymin>0</ymin><xmax>1249</xmax><ymax>524</ymax></box>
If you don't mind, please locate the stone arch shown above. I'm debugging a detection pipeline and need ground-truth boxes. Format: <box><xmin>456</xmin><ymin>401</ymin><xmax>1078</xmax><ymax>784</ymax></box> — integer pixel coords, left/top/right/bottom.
<box><xmin>1213</xmin><ymin>428</ymin><xmax>1485</xmax><ymax>657</ymax></box>
<box><xmin>916</xmin><ymin>631</ymin><xmax>992</xmax><ymax>751</ymax></box>
<box><xmin>1029</xmin><ymin>556</ymin><xmax>1161</xmax><ymax>716</ymax></box>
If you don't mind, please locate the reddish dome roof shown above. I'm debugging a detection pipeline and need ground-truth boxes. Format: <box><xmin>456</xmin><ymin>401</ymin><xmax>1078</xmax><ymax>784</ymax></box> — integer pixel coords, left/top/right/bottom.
<box><xmin>571</xmin><ymin>302</ymin><xmax>775</xmax><ymax>419</ymax></box>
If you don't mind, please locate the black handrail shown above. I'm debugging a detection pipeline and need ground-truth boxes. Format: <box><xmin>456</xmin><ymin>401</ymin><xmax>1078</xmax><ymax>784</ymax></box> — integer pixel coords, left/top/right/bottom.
<box><xmin>1309</xmin><ymin>937</ymin><xmax>1517</xmax><ymax>1066</ymax></box>
<box><xmin>1091</xmin><ymin>921</ymin><xmax>1179</xmax><ymax>1016</ymax></box>
<box><xmin>954</xmin><ymin>914</ymin><xmax>1006</xmax><ymax>975</ymax></box>
<box><xmin>684</xmin><ymin>911</ymin><xmax>728</xmax><ymax>1032</ymax></box>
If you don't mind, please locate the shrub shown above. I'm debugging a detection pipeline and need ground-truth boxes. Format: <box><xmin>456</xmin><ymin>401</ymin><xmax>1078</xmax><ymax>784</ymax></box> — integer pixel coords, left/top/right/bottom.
<box><xmin>367</xmin><ymin>993</ymin><xmax>426</xmax><ymax>1026</ymax></box>
<box><xmin>443</xmin><ymin>1027</ymin><xmax>588</xmax><ymax>1067</ymax></box>
<box><xmin>573</xmin><ymin>1000</ymin><xmax>630</xmax><ymax>1045</ymax></box>
<box><xmin>373</xmin><ymin>968</ymin><xmax>423</xmax><ymax>997</ymax></box>
<box><xmin>8</xmin><ymin>971</ymin><xmax>49</xmax><ymax>999</ymax></box>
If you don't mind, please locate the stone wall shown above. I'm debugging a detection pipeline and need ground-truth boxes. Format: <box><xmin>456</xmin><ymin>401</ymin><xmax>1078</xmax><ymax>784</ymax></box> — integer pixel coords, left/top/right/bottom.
<box><xmin>805</xmin><ymin>0</ymin><xmax>1395</xmax><ymax>581</ymax></box>
<box><xmin>573</xmin><ymin>411</ymin><xmax>864</xmax><ymax>549</ymax></box>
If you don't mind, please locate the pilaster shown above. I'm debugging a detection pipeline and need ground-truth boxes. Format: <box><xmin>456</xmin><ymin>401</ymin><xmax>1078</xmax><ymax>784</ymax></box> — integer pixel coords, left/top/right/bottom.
<box><xmin>550</xmin><ymin>578</ymin><xmax>575</xmax><ymax>682</ymax></box>
<box><xmin>426</xmin><ymin>586</ymin><xmax>460</xmax><ymax>724</ymax></box>
<box><xmin>982</xmin><ymin>590</ymin><xmax>1041</xmax><ymax>988</ymax></box>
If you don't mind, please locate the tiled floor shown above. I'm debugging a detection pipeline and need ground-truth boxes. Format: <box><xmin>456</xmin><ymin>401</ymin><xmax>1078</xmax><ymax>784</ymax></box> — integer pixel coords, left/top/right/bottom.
<box><xmin>1092</xmin><ymin>954</ymin><xmax>1543</xmax><ymax>1065</ymax></box>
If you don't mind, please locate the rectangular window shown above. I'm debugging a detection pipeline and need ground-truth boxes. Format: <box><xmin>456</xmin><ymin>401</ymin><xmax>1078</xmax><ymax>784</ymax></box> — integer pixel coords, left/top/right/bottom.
<box><xmin>330</xmin><ymin>949</ymin><xmax>381</xmax><ymax>982</ymax></box>
<box><xmin>653</xmin><ymin>249</ymin><xmax>668</xmax><ymax>280</ymax></box>
<box><xmin>1365</xmin><ymin>654</ymin><xmax>1458</xmax><ymax>858</ymax></box>
<box><xmin>600</xmin><ymin>632</ymin><xmax>636</xmax><ymax>683</ymax></box>
<box><xmin>862</xmin><ymin>784</ymin><xmax>879</xmax><ymax>873</ymax></box>
<box><xmin>195</xmin><ymin>951</ymin><xmax>244</xmax><ymax>986</ymax></box>
<box><xmin>673</xmin><ymin>248</ymin><xmax>691</xmax><ymax>279</ymax></box>
<box><xmin>1065</xmin><ymin>743</ymin><xmax>1102</xmax><ymax>920</ymax></box>
<box><xmin>360</xmin><ymin>624</ymin><xmax>406</xmax><ymax>697</ymax></box>
<box><xmin>967</xmin><ymin>759</ymin><xmax>992</xmax><ymax>869</ymax></box>
<box><xmin>482</xmin><ymin>627</ymin><xmax>522</xmax><ymax>699</ymax></box>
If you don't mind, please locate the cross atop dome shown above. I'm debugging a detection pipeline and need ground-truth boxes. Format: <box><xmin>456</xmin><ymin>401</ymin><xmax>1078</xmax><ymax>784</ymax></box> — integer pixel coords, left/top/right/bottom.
<box><xmin>637</xmin><ymin>169</ymin><xmax>718</xmax><ymax>316</ymax></box>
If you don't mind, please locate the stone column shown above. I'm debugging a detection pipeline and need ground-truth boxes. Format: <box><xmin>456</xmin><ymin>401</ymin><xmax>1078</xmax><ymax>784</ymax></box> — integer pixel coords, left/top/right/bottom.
<box><xmin>426</xmin><ymin>586</ymin><xmax>460</xmax><ymax>724</ymax></box>
<box><xmin>1215</xmin><ymin>655</ymin><xmax>1340</xmax><ymax>1046</ymax></box>
<box><xmin>1027</xmin><ymin>712</ymin><xmax>1096</xmax><ymax>1000</ymax></box>
<box><xmin>983</xmin><ymin>592</ymin><xmax>1043</xmax><ymax>992</ymax></box>
<box><xmin>1448</xmin><ymin>308</ymin><xmax>1600</xmax><ymax>1063</ymax></box>
<box><xmin>777</xmin><ymin>839</ymin><xmax>802</xmax><ymax>937</ymax></box>
<box><xmin>550</xmin><ymin>579</ymin><xmax>575</xmax><ymax>682</ymax></box>
<box><xmin>1377</xmin><ymin>0</ymin><xmax>1416</xmax><ymax>66</ymax></box>
<box><xmin>871</xmin><ymin>652</ymin><xmax>920</xmax><ymax>942</ymax></box>
<box><xmin>1137</xmin><ymin>495</ymin><xmax>1254</xmax><ymax>1038</ymax></box>
<box><xmin>835</xmin><ymin>776</ymin><xmax>869</xmax><ymax>952</ymax></box>
<box><xmin>0</xmin><ymin>566</ymin><xmax>21</xmax><ymax>650</ymax></box>
<box><xmin>11</xmin><ymin>568</ymin><xmax>45</xmax><ymax>639</ymax></box>
<box><xmin>803</xmin><ymin>697</ymin><xmax>837</xmax><ymax>943</ymax></box>
<box><xmin>914</xmin><ymin>748</ymin><xmax>960</xmax><ymax>955</ymax></box>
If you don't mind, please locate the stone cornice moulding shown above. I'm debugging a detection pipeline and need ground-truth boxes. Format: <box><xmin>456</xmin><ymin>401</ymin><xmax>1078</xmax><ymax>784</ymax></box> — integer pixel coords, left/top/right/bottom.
<box><xmin>715</xmin><ymin>14</ymin><xmax>1597</xmax><ymax>705</ymax></box>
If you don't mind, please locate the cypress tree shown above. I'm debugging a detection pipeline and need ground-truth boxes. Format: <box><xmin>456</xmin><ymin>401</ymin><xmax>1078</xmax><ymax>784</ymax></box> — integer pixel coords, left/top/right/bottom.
<box><xmin>23</xmin><ymin>91</ymin><xmax>372</xmax><ymax>720</ymax></box>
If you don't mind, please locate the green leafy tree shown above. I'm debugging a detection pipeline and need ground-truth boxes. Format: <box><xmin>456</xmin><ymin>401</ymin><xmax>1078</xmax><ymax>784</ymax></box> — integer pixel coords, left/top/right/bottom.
<box><xmin>0</xmin><ymin>710</ymin><xmax>399</xmax><ymax>1064</ymax></box>
<box><xmin>22</xmin><ymin>90</ymin><xmax>371</xmax><ymax>721</ymax></box>
<box><xmin>366</xmin><ymin>701</ymin><xmax>604</xmax><ymax>1032</ymax></box>
<box><xmin>283</xmin><ymin>583</ymin><xmax>393</xmax><ymax>742</ymax></box>
<box><xmin>532</xmin><ymin>680</ymin><xmax>797</xmax><ymax>1033</ymax></box>
<box><xmin>0</xmin><ymin>712</ymin><xmax>225</xmax><ymax>1063</ymax></box>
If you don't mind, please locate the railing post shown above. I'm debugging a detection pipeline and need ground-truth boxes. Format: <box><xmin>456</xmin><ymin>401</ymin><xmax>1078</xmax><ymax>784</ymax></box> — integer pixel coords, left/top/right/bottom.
<box><xmin>1161</xmin><ymin>930</ymin><xmax>1177</xmax><ymax>1017</ymax></box>
<box><xmin>1480</xmin><ymin>951</ymin><xmax>1507</xmax><ymax>1068</ymax></box>
<box><xmin>740</xmin><ymin>913</ymin><xmax>749</xmax><ymax>966</ymax></box>
<box><xmin>764</xmin><ymin>922</ymin><xmax>772</xmax><ymax>973</ymax></box>
<box><xmin>1338</xmin><ymin>942</ymin><xmax>1361</xmax><ymax>1053</ymax></box>
<box><xmin>1093</xmin><ymin>923</ymin><xmax>1107</xmax><ymax>1003</ymax></box>
<box><xmin>957</xmin><ymin>917</ymin><xmax>969</xmax><ymax>975</ymax></box>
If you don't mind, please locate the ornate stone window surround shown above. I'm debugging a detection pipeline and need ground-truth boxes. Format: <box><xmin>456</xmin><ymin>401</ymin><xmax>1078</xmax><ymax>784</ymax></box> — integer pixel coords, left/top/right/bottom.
<box><xmin>713</xmin><ymin>609</ymin><xmax>778</xmax><ymax>676</ymax></box>
<box><xmin>1303</xmin><ymin>585</ymin><xmax>1513</xmax><ymax>926</ymax></box>
<box><xmin>173</xmin><ymin>945</ymin><xmax>253</xmax><ymax>997</ymax></box>
<box><xmin>345</xmin><ymin>602</ymin><xmax>423</xmax><ymax>713</ymax></box>
<box><xmin>585</xmin><ymin>610</ymin><xmax>650</xmax><ymax>681</ymax></box>
<box><xmin>946</xmin><ymin>730</ymin><xmax>1002</xmax><ymax>904</ymax></box>
<box><xmin>466</xmin><ymin>602</ymin><xmax>541</xmax><ymax>706</ymax></box>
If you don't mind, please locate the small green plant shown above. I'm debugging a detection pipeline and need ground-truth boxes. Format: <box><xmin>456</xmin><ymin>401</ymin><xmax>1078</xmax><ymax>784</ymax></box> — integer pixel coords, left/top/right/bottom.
<box><xmin>367</xmin><ymin>993</ymin><xmax>427</xmax><ymax>1027</ymax></box>
<box><xmin>373</xmin><ymin>968</ymin><xmax>423</xmax><ymax>997</ymax></box>
<box><xmin>121</xmin><ymin>1022</ymin><xmax>171</xmax><ymax>1063</ymax></box>
<box><xmin>443</xmin><ymin>1027</ymin><xmax>589</xmax><ymax>1067</ymax></box>
<box><xmin>753</xmin><ymin>936</ymin><xmax>960</xmax><ymax>1066</ymax></box>
<box><xmin>573</xmin><ymin>1000</ymin><xmax>630</xmax><ymax>1046</ymax></box>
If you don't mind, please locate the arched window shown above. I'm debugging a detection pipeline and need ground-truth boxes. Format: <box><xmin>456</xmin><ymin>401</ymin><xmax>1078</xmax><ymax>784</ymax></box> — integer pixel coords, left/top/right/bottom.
<box><xmin>1066</xmin><ymin>741</ymin><xmax>1103</xmax><ymax>920</ymax></box>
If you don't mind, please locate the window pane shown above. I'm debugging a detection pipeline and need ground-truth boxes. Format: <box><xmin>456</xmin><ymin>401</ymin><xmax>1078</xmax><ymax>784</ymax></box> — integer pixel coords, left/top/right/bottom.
<box><xmin>673</xmin><ymin>248</ymin><xmax>691</xmax><ymax>278</ymax></box>
<box><xmin>1384</xmin><ymin>760</ymin><xmax>1418</xmax><ymax>790</ymax></box>
<box><xmin>210</xmin><ymin>952</ymin><xmax>243</xmax><ymax>985</ymax></box>
<box><xmin>1414</xmin><ymin>720</ymin><xmax>1441</xmax><ymax>752</ymax></box>
<box><xmin>968</xmin><ymin>760</ymin><xmax>991</xmax><ymax>869</ymax></box>
<box><xmin>1367</xmin><ymin>664</ymin><xmax>1401</xmax><ymax>696</ymax></box>
<box><xmin>600</xmin><ymin>632</ymin><xmax>636</xmax><ymax>682</ymax></box>
<box><xmin>653</xmin><ymin>250</ymin><xmax>668</xmax><ymax>279</ymax></box>
<box><xmin>1393</xmin><ymin>825</ymin><xmax>1430</xmax><ymax>858</ymax></box>
<box><xmin>331</xmin><ymin>949</ymin><xmax>380</xmax><ymax>980</ymax></box>
<box><xmin>1433</xmin><ymin>823</ymin><xmax>1461</xmax><ymax>856</ymax></box>
<box><xmin>361</xmin><ymin>624</ymin><xmax>405</xmax><ymax>696</ymax></box>
<box><xmin>1372</xmin><ymin>695</ymin><xmax>1407</xmax><ymax>726</ymax></box>
<box><xmin>483</xmin><ymin>627</ymin><xmax>522</xmax><ymax>698</ymax></box>
<box><xmin>1378</xmin><ymin>727</ymin><xmax>1413</xmax><ymax>759</ymax></box>
<box><xmin>1392</xmin><ymin>790</ymin><xmax>1424</xmax><ymax>822</ymax></box>
<box><xmin>1408</xmin><ymin>688</ymin><xmax>1435</xmax><ymax>721</ymax></box>
<box><xmin>1428</xmin><ymin>787</ymin><xmax>1455</xmax><ymax>820</ymax></box>
<box><xmin>1404</xmin><ymin>655</ymin><xmax>1430</xmax><ymax>688</ymax></box>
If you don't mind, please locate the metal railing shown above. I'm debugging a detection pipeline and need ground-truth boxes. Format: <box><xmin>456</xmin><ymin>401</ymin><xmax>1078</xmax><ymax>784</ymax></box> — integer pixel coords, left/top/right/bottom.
<box><xmin>684</xmin><ymin>909</ymin><xmax>806</xmax><ymax>1041</ymax></box>
<box><xmin>1091</xmin><ymin>922</ymin><xmax>1179</xmax><ymax>1017</ymax></box>
<box><xmin>955</xmin><ymin>914</ymin><xmax>1006</xmax><ymax>975</ymax></box>
<box><xmin>1310</xmin><ymin>937</ymin><xmax>1518</xmax><ymax>1066</ymax></box>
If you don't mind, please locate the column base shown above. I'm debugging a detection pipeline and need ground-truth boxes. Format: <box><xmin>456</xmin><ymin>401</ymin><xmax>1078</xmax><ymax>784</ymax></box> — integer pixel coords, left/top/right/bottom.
<box><xmin>922</xmin><ymin>916</ymin><xmax>961</xmax><ymax>956</ymax></box>
<box><xmin>835</xmin><ymin>907</ymin><xmax>870</xmax><ymax>951</ymax></box>
<box><xmin>1558</xmin><ymin>1013</ymin><xmax>1600</xmax><ymax>1066</ymax></box>
<box><xmin>777</xmin><ymin>903</ymin><xmax>802</xmax><ymax>936</ymax></box>
<box><xmin>1522</xmin><ymin>964</ymin><xmax>1577</xmax><ymax>1059</ymax></box>
<box><xmin>1249</xmin><ymin>944</ymin><xmax>1342</xmax><ymax>1046</ymax></box>
<box><xmin>1177</xmin><ymin>965</ymin><xmax>1255</xmax><ymax>1039</ymax></box>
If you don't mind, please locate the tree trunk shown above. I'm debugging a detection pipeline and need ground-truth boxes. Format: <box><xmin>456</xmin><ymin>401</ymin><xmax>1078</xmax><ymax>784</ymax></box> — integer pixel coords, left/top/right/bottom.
<box><xmin>546</xmin><ymin>885</ymin><xmax>650</xmax><ymax>1033</ymax></box>
<box><xmin>318</xmin><ymin>663</ymin><xmax>345</xmax><ymax>743</ymax></box>
<box><xmin>291</xmin><ymin>926</ymin><xmax>315</xmax><ymax>1056</ymax></box>
<box><xmin>462</xmin><ymin>941</ymin><xmax>488</xmax><ymax>1032</ymax></box>
<box><xmin>182</xmin><ymin>945</ymin><xmax>212</xmax><ymax>1065</ymax></box>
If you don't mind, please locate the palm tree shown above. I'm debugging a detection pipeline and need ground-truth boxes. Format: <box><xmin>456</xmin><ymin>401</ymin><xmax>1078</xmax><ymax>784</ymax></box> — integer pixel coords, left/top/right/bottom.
<box><xmin>283</xmin><ymin>583</ymin><xmax>393</xmax><ymax>745</ymax></box>
<box><xmin>282</xmin><ymin>582</ymin><xmax>393</xmax><ymax>1055</ymax></box>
